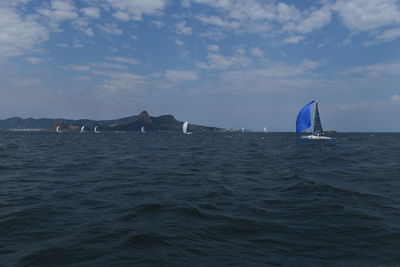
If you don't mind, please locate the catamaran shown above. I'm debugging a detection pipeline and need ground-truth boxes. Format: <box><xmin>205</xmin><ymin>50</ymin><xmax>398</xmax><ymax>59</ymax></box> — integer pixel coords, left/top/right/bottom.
<box><xmin>94</xmin><ymin>126</ymin><xmax>100</xmax><ymax>133</ymax></box>
<box><xmin>56</xmin><ymin>125</ymin><xmax>62</xmax><ymax>133</ymax></box>
<box><xmin>182</xmin><ymin>121</ymin><xmax>192</xmax><ymax>134</ymax></box>
<box><xmin>296</xmin><ymin>100</ymin><xmax>332</xmax><ymax>140</ymax></box>
<box><xmin>141</xmin><ymin>126</ymin><xmax>146</xmax><ymax>133</ymax></box>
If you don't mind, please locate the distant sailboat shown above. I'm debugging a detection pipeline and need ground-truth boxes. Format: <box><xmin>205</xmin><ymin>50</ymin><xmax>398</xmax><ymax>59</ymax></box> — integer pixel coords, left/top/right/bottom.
<box><xmin>141</xmin><ymin>126</ymin><xmax>146</xmax><ymax>133</ymax></box>
<box><xmin>94</xmin><ymin>126</ymin><xmax>100</xmax><ymax>133</ymax></box>
<box><xmin>80</xmin><ymin>126</ymin><xmax>86</xmax><ymax>133</ymax></box>
<box><xmin>56</xmin><ymin>125</ymin><xmax>62</xmax><ymax>133</ymax></box>
<box><xmin>241</xmin><ymin>128</ymin><xmax>245</xmax><ymax>133</ymax></box>
<box><xmin>263</xmin><ymin>127</ymin><xmax>267</xmax><ymax>133</ymax></box>
<box><xmin>182</xmin><ymin>121</ymin><xmax>192</xmax><ymax>134</ymax></box>
<box><xmin>296</xmin><ymin>100</ymin><xmax>332</xmax><ymax>140</ymax></box>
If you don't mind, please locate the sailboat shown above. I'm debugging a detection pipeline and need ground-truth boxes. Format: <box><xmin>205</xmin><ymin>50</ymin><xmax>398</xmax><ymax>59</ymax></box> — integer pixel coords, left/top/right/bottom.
<box><xmin>263</xmin><ymin>127</ymin><xmax>267</xmax><ymax>133</ymax></box>
<box><xmin>296</xmin><ymin>100</ymin><xmax>332</xmax><ymax>140</ymax></box>
<box><xmin>241</xmin><ymin>128</ymin><xmax>245</xmax><ymax>133</ymax></box>
<box><xmin>141</xmin><ymin>126</ymin><xmax>146</xmax><ymax>133</ymax></box>
<box><xmin>80</xmin><ymin>126</ymin><xmax>86</xmax><ymax>133</ymax></box>
<box><xmin>94</xmin><ymin>126</ymin><xmax>100</xmax><ymax>133</ymax></box>
<box><xmin>182</xmin><ymin>121</ymin><xmax>192</xmax><ymax>134</ymax></box>
<box><xmin>56</xmin><ymin>125</ymin><xmax>62</xmax><ymax>133</ymax></box>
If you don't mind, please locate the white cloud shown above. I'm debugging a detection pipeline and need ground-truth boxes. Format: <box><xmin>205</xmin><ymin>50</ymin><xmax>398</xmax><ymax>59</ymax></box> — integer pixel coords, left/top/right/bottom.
<box><xmin>284</xmin><ymin>35</ymin><xmax>304</xmax><ymax>44</ymax></box>
<box><xmin>175</xmin><ymin>39</ymin><xmax>184</xmax><ymax>46</ymax></box>
<box><xmin>113</xmin><ymin>11</ymin><xmax>130</xmax><ymax>21</ymax></box>
<box><xmin>372</xmin><ymin>27</ymin><xmax>400</xmax><ymax>43</ymax></box>
<box><xmin>165</xmin><ymin>70</ymin><xmax>198</xmax><ymax>81</ymax></box>
<box><xmin>68</xmin><ymin>64</ymin><xmax>91</xmax><ymax>72</ymax></box>
<box><xmin>81</xmin><ymin>7</ymin><xmax>101</xmax><ymax>18</ymax></box>
<box><xmin>98</xmin><ymin>23</ymin><xmax>123</xmax><ymax>35</ymax></box>
<box><xmin>175</xmin><ymin>21</ymin><xmax>192</xmax><ymax>35</ymax></box>
<box><xmin>207</xmin><ymin>45</ymin><xmax>220</xmax><ymax>52</ymax></box>
<box><xmin>106</xmin><ymin>56</ymin><xmax>139</xmax><ymax>65</ymax></box>
<box><xmin>390</xmin><ymin>94</ymin><xmax>400</xmax><ymax>102</ymax></box>
<box><xmin>99</xmin><ymin>62</ymin><xmax>127</xmax><ymax>69</ymax></box>
<box><xmin>0</xmin><ymin>7</ymin><xmax>49</xmax><ymax>57</ymax></box>
<box><xmin>197</xmin><ymin>52</ymin><xmax>251</xmax><ymax>70</ymax></box>
<box><xmin>346</xmin><ymin>61</ymin><xmax>400</xmax><ymax>77</ymax></box>
<box><xmin>250</xmin><ymin>47</ymin><xmax>263</xmax><ymax>57</ymax></box>
<box><xmin>192</xmin><ymin>0</ymin><xmax>333</xmax><ymax>43</ymax></box>
<box><xmin>38</xmin><ymin>0</ymin><xmax>78</xmax><ymax>28</ymax></box>
<box><xmin>26</xmin><ymin>57</ymin><xmax>43</xmax><ymax>64</ymax></box>
<box><xmin>101</xmin><ymin>0</ymin><xmax>167</xmax><ymax>21</ymax></box>
<box><xmin>334</xmin><ymin>0</ymin><xmax>400</xmax><ymax>31</ymax></box>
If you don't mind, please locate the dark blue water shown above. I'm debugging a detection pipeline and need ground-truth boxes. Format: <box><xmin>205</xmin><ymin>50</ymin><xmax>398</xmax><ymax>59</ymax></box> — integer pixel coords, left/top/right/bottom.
<box><xmin>1</xmin><ymin>132</ymin><xmax>400</xmax><ymax>266</ymax></box>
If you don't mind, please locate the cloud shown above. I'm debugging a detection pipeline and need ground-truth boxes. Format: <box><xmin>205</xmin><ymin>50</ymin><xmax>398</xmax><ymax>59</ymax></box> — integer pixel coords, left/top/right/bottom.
<box><xmin>26</xmin><ymin>57</ymin><xmax>43</xmax><ymax>64</ymax></box>
<box><xmin>38</xmin><ymin>0</ymin><xmax>79</xmax><ymax>28</ymax></box>
<box><xmin>164</xmin><ymin>70</ymin><xmax>198</xmax><ymax>81</ymax></box>
<box><xmin>367</xmin><ymin>27</ymin><xmax>400</xmax><ymax>45</ymax></box>
<box><xmin>192</xmin><ymin>0</ymin><xmax>333</xmax><ymax>43</ymax></box>
<box><xmin>197</xmin><ymin>51</ymin><xmax>251</xmax><ymax>70</ymax></box>
<box><xmin>68</xmin><ymin>64</ymin><xmax>91</xmax><ymax>72</ymax></box>
<box><xmin>81</xmin><ymin>7</ymin><xmax>101</xmax><ymax>18</ymax></box>
<box><xmin>390</xmin><ymin>94</ymin><xmax>400</xmax><ymax>102</ymax></box>
<box><xmin>106</xmin><ymin>56</ymin><xmax>139</xmax><ymax>65</ymax></box>
<box><xmin>113</xmin><ymin>11</ymin><xmax>130</xmax><ymax>21</ymax></box>
<box><xmin>284</xmin><ymin>35</ymin><xmax>304</xmax><ymax>44</ymax></box>
<box><xmin>250</xmin><ymin>47</ymin><xmax>263</xmax><ymax>57</ymax></box>
<box><xmin>334</xmin><ymin>0</ymin><xmax>400</xmax><ymax>31</ymax></box>
<box><xmin>345</xmin><ymin>61</ymin><xmax>400</xmax><ymax>77</ymax></box>
<box><xmin>207</xmin><ymin>45</ymin><xmax>220</xmax><ymax>52</ymax></box>
<box><xmin>101</xmin><ymin>0</ymin><xmax>167</xmax><ymax>21</ymax></box>
<box><xmin>0</xmin><ymin>7</ymin><xmax>49</xmax><ymax>57</ymax></box>
<box><xmin>175</xmin><ymin>21</ymin><xmax>192</xmax><ymax>35</ymax></box>
<box><xmin>98</xmin><ymin>23</ymin><xmax>123</xmax><ymax>35</ymax></box>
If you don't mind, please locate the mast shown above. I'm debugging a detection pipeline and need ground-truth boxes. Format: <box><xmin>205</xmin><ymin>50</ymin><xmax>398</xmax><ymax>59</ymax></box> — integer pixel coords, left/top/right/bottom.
<box><xmin>313</xmin><ymin>101</ymin><xmax>323</xmax><ymax>134</ymax></box>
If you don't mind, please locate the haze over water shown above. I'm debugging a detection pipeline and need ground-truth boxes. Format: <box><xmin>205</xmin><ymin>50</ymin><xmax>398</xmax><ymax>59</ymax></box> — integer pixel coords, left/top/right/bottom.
<box><xmin>1</xmin><ymin>132</ymin><xmax>399</xmax><ymax>266</ymax></box>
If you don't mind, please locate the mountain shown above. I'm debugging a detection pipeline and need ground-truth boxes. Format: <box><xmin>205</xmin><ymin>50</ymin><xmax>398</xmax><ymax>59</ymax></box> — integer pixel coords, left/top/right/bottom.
<box><xmin>0</xmin><ymin>111</ymin><xmax>223</xmax><ymax>132</ymax></box>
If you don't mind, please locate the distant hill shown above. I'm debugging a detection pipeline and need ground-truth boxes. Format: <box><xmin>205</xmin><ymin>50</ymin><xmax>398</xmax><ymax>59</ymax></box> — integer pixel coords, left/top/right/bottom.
<box><xmin>0</xmin><ymin>111</ymin><xmax>223</xmax><ymax>132</ymax></box>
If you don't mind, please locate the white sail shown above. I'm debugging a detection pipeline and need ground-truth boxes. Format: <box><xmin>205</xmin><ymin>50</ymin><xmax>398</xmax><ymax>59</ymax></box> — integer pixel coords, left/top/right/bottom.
<box><xmin>263</xmin><ymin>127</ymin><xmax>267</xmax><ymax>133</ymax></box>
<box><xmin>56</xmin><ymin>125</ymin><xmax>61</xmax><ymax>133</ymax></box>
<box><xmin>141</xmin><ymin>126</ymin><xmax>145</xmax><ymax>133</ymax></box>
<box><xmin>241</xmin><ymin>128</ymin><xmax>245</xmax><ymax>133</ymax></box>
<box><xmin>183</xmin><ymin>121</ymin><xmax>188</xmax><ymax>134</ymax></box>
<box><xmin>80</xmin><ymin>126</ymin><xmax>85</xmax><ymax>132</ymax></box>
<box><xmin>94</xmin><ymin>126</ymin><xmax>100</xmax><ymax>133</ymax></box>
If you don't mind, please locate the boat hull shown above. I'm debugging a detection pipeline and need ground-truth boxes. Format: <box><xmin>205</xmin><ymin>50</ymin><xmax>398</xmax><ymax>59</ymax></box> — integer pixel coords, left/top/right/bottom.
<box><xmin>301</xmin><ymin>134</ymin><xmax>332</xmax><ymax>140</ymax></box>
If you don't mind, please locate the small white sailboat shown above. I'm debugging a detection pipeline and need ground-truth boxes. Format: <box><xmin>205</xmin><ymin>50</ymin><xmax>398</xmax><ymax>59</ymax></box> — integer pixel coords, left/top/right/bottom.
<box><xmin>263</xmin><ymin>127</ymin><xmax>267</xmax><ymax>133</ymax></box>
<box><xmin>141</xmin><ymin>126</ymin><xmax>146</xmax><ymax>133</ymax></box>
<box><xmin>80</xmin><ymin>126</ymin><xmax>86</xmax><ymax>133</ymax></box>
<box><xmin>296</xmin><ymin>100</ymin><xmax>332</xmax><ymax>140</ymax></box>
<box><xmin>241</xmin><ymin>128</ymin><xmax>245</xmax><ymax>133</ymax></box>
<box><xmin>94</xmin><ymin>126</ymin><xmax>100</xmax><ymax>133</ymax></box>
<box><xmin>182</xmin><ymin>121</ymin><xmax>192</xmax><ymax>134</ymax></box>
<box><xmin>56</xmin><ymin>125</ymin><xmax>62</xmax><ymax>133</ymax></box>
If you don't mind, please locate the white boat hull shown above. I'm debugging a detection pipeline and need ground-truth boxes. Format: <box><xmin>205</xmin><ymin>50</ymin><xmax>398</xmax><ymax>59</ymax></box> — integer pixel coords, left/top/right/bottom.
<box><xmin>301</xmin><ymin>134</ymin><xmax>332</xmax><ymax>140</ymax></box>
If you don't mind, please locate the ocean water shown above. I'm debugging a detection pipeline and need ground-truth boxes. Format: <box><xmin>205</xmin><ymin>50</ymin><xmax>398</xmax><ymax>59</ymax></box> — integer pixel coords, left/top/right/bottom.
<box><xmin>0</xmin><ymin>132</ymin><xmax>399</xmax><ymax>266</ymax></box>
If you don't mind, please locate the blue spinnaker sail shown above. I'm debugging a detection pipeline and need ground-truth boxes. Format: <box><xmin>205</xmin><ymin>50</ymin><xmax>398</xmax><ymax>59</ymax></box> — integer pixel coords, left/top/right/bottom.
<box><xmin>296</xmin><ymin>100</ymin><xmax>315</xmax><ymax>133</ymax></box>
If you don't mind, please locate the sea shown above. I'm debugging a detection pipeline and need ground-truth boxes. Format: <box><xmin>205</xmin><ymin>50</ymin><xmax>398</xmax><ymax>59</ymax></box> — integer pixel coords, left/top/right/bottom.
<box><xmin>0</xmin><ymin>131</ymin><xmax>399</xmax><ymax>266</ymax></box>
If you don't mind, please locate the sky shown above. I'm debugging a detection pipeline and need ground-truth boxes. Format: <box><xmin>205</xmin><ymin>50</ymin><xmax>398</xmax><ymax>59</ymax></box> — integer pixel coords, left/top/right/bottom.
<box><xmin>1</xmin><ymin>0</ymin><xmax>400</xmax><ymax>132</ymax></box>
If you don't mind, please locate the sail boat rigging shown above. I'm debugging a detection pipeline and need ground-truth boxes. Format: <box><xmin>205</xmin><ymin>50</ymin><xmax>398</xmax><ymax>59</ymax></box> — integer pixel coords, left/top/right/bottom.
<box><xmin>296</xmin><ymin>100</ymin><xmax>332</xmax><ymax>140</ymax></box>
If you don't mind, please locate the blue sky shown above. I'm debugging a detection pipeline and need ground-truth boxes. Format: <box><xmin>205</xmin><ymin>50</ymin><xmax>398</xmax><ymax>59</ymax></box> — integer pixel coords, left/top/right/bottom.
<box><xmin>1</xmin><ymin>0</ymin><xmax>400</xmax><ymax>131</ymax></box>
